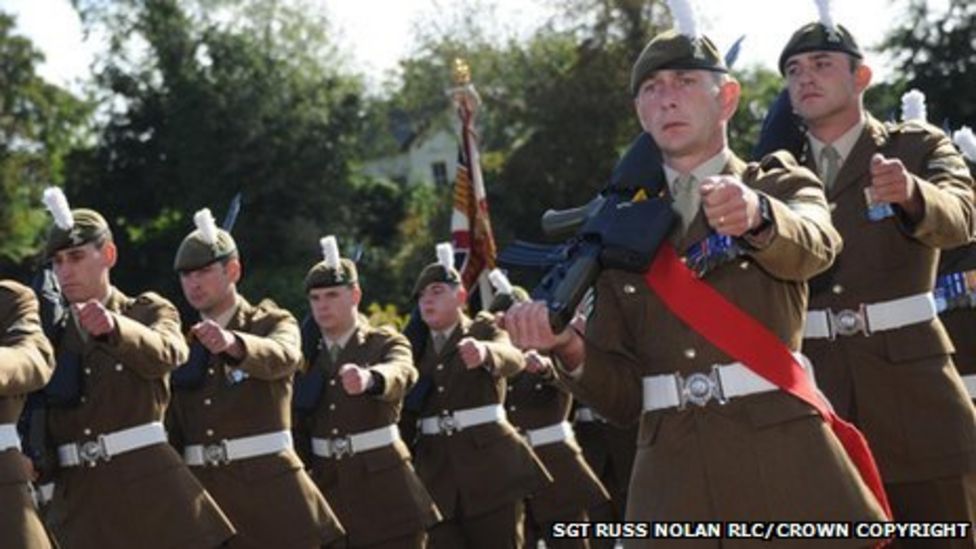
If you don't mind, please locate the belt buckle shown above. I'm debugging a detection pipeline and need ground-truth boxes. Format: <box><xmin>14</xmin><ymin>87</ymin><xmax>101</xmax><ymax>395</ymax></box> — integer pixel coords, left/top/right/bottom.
<box><xmin>329</xmin><ymin>436</ymin><xmax>353</xmax><ymax>459</ymax></box>
<box><xmin>203</xmin><ymin>441</ymin><xmax>229</xmax><ymax>466</ymax></box>
<box><xmin>831</xmin><ymin>307</ymin><xmax>869</xmax><ymax>337</ymax></box>
<box><xmin>79</xmin><ymin>437</ymin><xmax>109</xmax><ymax>467</ymax></box>
<box><xmin>677</xmin><ymin>368</ymin><xmax>724</xmax><ymax>410</ymax></box>
<box><xmin>438</xmin><ymin>413</ymin><xmax>459</xmax><ymax>436</ymax></box>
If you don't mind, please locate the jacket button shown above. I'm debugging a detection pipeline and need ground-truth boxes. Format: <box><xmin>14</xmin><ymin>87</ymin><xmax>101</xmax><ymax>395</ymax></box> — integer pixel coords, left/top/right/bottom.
<box><xmin>203</xmin><ymin>398</ymin><xmax>212</xmax><ymax>406</ymax></box>
<box><xmin>623</xmin><ymin>284</ymin><xmax>636</xmax><ymax>294</ymax></box>
<box><xmin>329</xmin><ymin>404</ymin><xmax>336</xmax><ymax>411</ymax></box>
<box><xmin>832</xmin><ymin>284</ymin><xmax>844</xmax><ymax>295</ymax></box>
<box><xmin>83</xmin><ymin>428</ymin><xmax>92</xmax><ymax>436</ymax></box>
<box><xmin>534</xmin><ymin>383</ymin><xmax>543</xmax><ymax>390</ymax></box>
<box><xmin>508</xmin><ymin>405</ymin><xmax>517</xmax><ymax>412</ymax></box>
<box><xmin>684</xmin><ymin>348</ymin><xmax>696</xmax><ymax>359</ymax></box>
<box><xmin>436</xmin><ymin>364</ymin><xmax>444</xmax><ymax>371</ymax></box>
<box><xmin>115</xmin><ymin>364</ymin><xmax>123</xmax><ymax>372</ymax></box>
<box><xmin>206</xmin><ymin>429</ymin><xmax>214</xmax><ymax>437</ymax></box>
<box><xmin>83</xmin><ymin>368</ymin><xmax>91</xmax><ymax>376</ymax></box>
<box><xmin>208</xmin><ymin>368</ymin><xmax>215</xmax><ymax>376</ymax></box>
<box><xmin>329</xmin><ymin>379</ymin><xmax>336</xmax><ymax>386</ymax></box>
<box><xmin>437</xmin><ymin>386</ymin><xmax>445</xmax><ymax>393</ymax></box>
<box><xmin>829</xmin><ymin>202</ymin><xmax>838</xmax><ymax>212</ymax></box>
<box><xmin>739</xmin><ymin>261</ymin><xmax>749</xmax><ymax>270</ymax></box>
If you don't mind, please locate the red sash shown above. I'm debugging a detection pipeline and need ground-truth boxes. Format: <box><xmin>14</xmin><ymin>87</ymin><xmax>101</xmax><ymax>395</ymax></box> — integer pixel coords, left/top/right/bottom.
<box><xmin>643</xmin><ymin>243</ymin><xmax>892</xmax><ymax>519</ymax></box>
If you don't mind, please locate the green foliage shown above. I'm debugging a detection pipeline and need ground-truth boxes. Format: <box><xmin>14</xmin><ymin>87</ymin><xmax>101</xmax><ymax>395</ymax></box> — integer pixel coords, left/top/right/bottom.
<box><xmin>882</xmin><ymin>0</ymin><xmax>976</xmax><ymax>128</ymax></box>
<box><xmin>0</xmin><ymin>11</ymin><xmax>89</xmax><ymax>271</ymax></box>
<box><xmin>67</xmin><ymin>0</ymin><xmax>370</xmax><ymax>311</ymax></box>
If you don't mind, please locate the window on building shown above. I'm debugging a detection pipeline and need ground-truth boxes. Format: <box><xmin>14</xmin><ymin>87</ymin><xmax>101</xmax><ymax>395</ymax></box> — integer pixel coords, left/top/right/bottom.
<box><xmin>431</xmin><ymin>161</ymin><xmax>448</xmax><ymax>186</ymax></box>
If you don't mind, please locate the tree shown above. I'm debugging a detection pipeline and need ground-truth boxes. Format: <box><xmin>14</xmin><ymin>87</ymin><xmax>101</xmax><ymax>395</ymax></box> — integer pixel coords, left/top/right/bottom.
<box><xmin>0</xmin><ymin>11</ymin><xmax>89</xmax><ymax>276</ymax></box>
<box><xmin>68</xmin><ymin>0</ymin><xmax>370</xmax><ymax>312</ymax></box>
<box><xmin>883</xmin><ymin>0</ymin><xmax>976</xmax><ymax>128</ymax></box>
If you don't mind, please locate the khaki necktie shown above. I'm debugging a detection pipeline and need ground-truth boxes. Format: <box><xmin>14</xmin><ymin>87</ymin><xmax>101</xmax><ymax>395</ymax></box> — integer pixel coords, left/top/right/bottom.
<box><xmin>671</xmin><ymin>174</ymin><xmax>699</xmax><ymax>233</ymax></box>
<box><xmin>328</xmin><ymin>343</ymin><xmax>341</xmax><ymax>362</ymax></box>
<box><xmin>820</xmin><ymin>145</ymin><xmax>841</xmax><ymax>191</ymax></box>
<box><xmin>432</xmin><ymin>333</ymin><xmax>447</xmax><ymax>354</ymax></box>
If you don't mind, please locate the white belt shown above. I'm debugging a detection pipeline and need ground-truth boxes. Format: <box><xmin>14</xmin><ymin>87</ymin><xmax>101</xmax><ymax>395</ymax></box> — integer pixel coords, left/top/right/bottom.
<box><xmin>58</xmin><ymin>422</ymin><xmax>167</xmax><ymax>467</ymax></box>
<box><xmin>804</xmin><ymin>292</ymin><xmax>937</xmax><ymax>339</ymax></box>
<box><xmin>573</xmin><ymin>407</ymin><xmax>606</xmax><ymax>423</ymax></box>
<box><xmin>0</xmin><ymin>423</ymin><xmax>20</xmax><ymax>452</ymax></box>
<box><xmin>523</xmin><ymin>421</ymin><xmax>574</xmax><ymax>448</ymax></box>
<box><xmin>312</xmin><ymin>424</ymin><xmax>399</xmax><ymax>459</ymax></box>
<box><xmin>184</xmin><ymin>430</ymin><xmax>293</xmax><ymax>466</ymax></box>
<box><xmin>420</xmin><ymin>404</ymin><xmax>506</xmax><ymax>435</ymax></box>
<box><xmin>642</xmin><ymin>360</ymin><xmax>792</xmax><ymax>411</ymax></box>
<box><xmin>962</xmin><ymin>374</ymin><xmax>976</xmax><ymax>400</ymax></box>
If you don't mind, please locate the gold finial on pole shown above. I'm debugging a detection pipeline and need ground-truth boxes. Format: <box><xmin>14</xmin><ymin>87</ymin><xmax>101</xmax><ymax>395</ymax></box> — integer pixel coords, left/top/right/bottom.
<box><xmin>453</xmin><ymin>57</ymin><xmax>471</xmax><ymax>86</ymax></box>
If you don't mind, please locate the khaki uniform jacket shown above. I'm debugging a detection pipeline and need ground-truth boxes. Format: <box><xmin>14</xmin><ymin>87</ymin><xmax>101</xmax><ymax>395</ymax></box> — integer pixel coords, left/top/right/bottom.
<box><xmin>169</xmin><ymin>297</ymin><xmax>344</xmax><ymax>549</ymax></box>
<box><xmin>560</xmin><ymin>152</ymin><xmax>888</xmax><ymax>543</ymax></box>
<box><xmin>46</xmin><ymin>287</ymin><xmax>234</xmax><ymax>549</ymax></box>
<box><xmin>505</xmin><ymin>367</ymin><xmax>609</xmax><ymax>524</ymax></box>
<box><xmin>0</xmin><ymin>280</ymin><xmax>55</xmax><ymax>549</ymax></box>
<box><xmin>937</xmin><ymin>243</ymin><xmax>976</xmax><ymax>397</ymax></box>
<box><xmin>802</xmin><ymin>116</ymin><xmax>976</xmax><ymax>483</ymax></box>
<box><xmin>413</xmin><ymin>312</ymin><xmax>551</xmax><ymax>519</ymax></box>
<box><xmin>294</xmin><ymin>318</ymin><xmax>440</xmax><ymax>546</ymax></box>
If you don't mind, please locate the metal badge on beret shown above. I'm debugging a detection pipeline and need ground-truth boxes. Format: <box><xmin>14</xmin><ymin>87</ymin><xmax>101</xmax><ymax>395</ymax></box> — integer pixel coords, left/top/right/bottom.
<box><xmin>412</xmin><ymin>242</ymin><xmax>462</xmax><ymax>298</ymax></box>
<box><xmin>173</xmin><ymin>208</ymin><xmax>238</xmax><ymax>271</ymax></box>
<box><xmin>42</xmin><ymin>187</ymin><xmax>112</xmax><ymax>260</ymax></box>
<box><xmin>778</xmin><ymin>0</ymin><xmax>863</xmax><ymax>74</ymax></box>
<box><xmin>304</xmin><ymin>235</ymin><xmax>358</xmax><ymax>291</ymax></box>
<box><xmin>630</xmin><ymin>0</ymin><xmax>727</xmax><ymax>96</ymax></box>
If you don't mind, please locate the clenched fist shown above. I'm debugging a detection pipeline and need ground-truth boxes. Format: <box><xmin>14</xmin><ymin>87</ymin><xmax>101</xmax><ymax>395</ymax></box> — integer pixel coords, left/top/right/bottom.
<box><xmin>338</xmin><ymin>364</ymin><xmax>373</xmax><ymax>395</ymax></box>
<box><xmin>700</xmin><ymin>175</ymin><xmax>762</xmax><ymax>237</ymax></box>
<box><xmin>869</xmin><ymin>153</ymin><xmax>921</xmax><ymax>217</ymax></box>
<box><xmin>73</xmin><ymin>300</ymin><xmax>115</xmax><ymax>337</ymax></box>
<box><xmin>458</xmin><ymin>337</ymin><xmax>489</xmax><ymax>370</ymax></box>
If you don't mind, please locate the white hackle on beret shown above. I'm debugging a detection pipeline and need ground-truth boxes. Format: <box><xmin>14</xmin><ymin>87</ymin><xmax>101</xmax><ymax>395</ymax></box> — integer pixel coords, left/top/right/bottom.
<box><xmin>814</xmin><ymin>0</ymin><xmax>838</xmax><ymax>33</ymax></box>
<box><xmin>42</xmin><ymin>187</ymin><xmax>74</xmax><ymax>230</ymax></box>
<box><xmin>320</xmin><ymin>235</ymin><xmax>340</xmax><ymax>269</ymax></box>
<box><xmin>488</xmin><ymin>268</ymin><xmax>513</xmax><ymax>295</ymax></box>
<box><xmin>953</xmin><ymin>126</ymin><xmax>976</xmax><ymax>163</ymax></box>
<box><xmin>900</xmin><ymin>89</ymin><xmax>927</xmax><ymax>123</ymax></box>
<box><xmin>436</xmin><ymin>242</ymin><xmax>454</xmax><ymax>271</ymax></box>
<box><xmin>666</xmin><ymin>0</ymin><xmax>701</xmax><ymax>40</ymax></box>
<box><xmin>193</xmin><ymin>208</ymin><xmax>218</xmax><ymax>246</ymax></box>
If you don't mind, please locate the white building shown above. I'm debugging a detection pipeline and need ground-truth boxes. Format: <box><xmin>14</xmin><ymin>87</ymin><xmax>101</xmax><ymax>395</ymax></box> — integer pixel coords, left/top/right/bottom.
<box><xmin>362</xmin><ymin>112</ymin><xmax>459</xmax><ymax>187</ymax></box>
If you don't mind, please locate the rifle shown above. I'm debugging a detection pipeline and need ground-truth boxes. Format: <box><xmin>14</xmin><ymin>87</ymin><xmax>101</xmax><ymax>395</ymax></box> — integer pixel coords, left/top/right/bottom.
<box><xmin>500</xmin><ymin>132</ymin><xmax>675</xmax><ymax>332</ymax></box>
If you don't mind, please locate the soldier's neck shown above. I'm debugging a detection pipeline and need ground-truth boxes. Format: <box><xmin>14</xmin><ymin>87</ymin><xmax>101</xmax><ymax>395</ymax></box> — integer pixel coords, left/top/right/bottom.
<box><xmin>805</xmin><ymin>105</ymin><xmax>865</xmax><ymax>145</ymax></box>
<box><xmin>322</xmin><ymin>311</ymin><xmax>357</xmax><ymax>343</ymax></box>
<box><xmin>202</xmin><ymin>288</ymin><xmax>238</xmax><ymax>322</ymax></box>
<box><xmin>662</xmin><ymin>137</ymin><xmax>727</xmax><ymax>175</ymax></box>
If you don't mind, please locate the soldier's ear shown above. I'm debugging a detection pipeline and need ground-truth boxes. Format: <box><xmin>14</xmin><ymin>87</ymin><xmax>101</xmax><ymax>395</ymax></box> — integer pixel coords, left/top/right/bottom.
<box><xmin>717</xmin><ymin>78</ymin><xmax>741</xmax><ymax>122</ymax></box>
<box><xmin>854</xmin><ymin>63</ymin><xmax>872</xmax><ymax>93</ymax></box>
<box><xmin>101</xmin><ymin>241</ymin><xmax>118</xmax><ymax>269</ymax></box>
<box><xmin>456</xmin><ymin>285</ymin><xmax>468</xmax><ymax>305</ymax></box>
<box><xmin>225</xmin><ymin>258</ymin><xmax>242</xmax><ymax>284</ymax></box>
<box><xmin>351</xmin><ymin>284</ymin><xmax>362</xmax><ymax>306</ymax></box>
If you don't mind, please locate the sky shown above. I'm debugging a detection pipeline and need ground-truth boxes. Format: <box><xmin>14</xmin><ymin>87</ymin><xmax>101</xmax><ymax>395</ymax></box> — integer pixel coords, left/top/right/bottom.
<box><xmin>1</xmin><ymin>0</ymin><xmax>951</xmax><ymax>94</ymax></box>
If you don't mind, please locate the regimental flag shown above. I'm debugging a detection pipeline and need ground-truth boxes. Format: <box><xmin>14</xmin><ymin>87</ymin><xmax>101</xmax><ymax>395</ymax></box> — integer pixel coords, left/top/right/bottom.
<box><xmin>449</xmin><ymin>60</ymin><xmax>497</xmax><ymax>296</ymax></box>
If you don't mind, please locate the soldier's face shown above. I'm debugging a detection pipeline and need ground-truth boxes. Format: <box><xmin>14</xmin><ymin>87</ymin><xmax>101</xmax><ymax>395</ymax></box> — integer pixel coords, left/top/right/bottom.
<box><xmin>634</xmin><ymin>69</ymin><xmax>738</xmax><ymax>161</ymax></box>
<box><xmin>179</xmin><ymin>260</ymin><xmax>239</xmax><ymax>314</ymax></box>
<box><xmin>51</xmin><ymin>242</ymin><xmax>116</xmax><ymax>303</ymax></box>
<box><xmin>785</xmin><ymin>51</ymin><xmax>870</xmax><ymax>127</ymax></box>
<box><xmin>308</xmin><ymin>285</ymin><xmax>360</xmax><ymax>334</ymax></box>
<box><xmin>418</xmin><ymin>282</ymin><xmax>465</xmax><ymax>331</ymax></box>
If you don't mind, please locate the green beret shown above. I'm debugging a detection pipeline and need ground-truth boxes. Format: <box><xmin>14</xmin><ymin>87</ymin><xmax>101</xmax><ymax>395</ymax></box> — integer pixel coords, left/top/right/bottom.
<box><xmin>488</xmin><ymin>285</ymin><xmax>530</xmax><ymax>313</ymax></box>
<box><xmin>630</xmin><ymin>30</ymin><xmax>727</xmax><ymax>96</ymax></box>
<box><xmin>304</xmin><ymin>258</ymin><xmax>358</xmax><ymax>291</ymax></box>
<box><xmin>44</xmin><ymin>208</ymin><xmax>112</xmax><ymax>260</ymax></box>
<box><xmin>778</xmin><ymin>23</ymin><xmax>862</xmax><ymax>75</ymax></box>
<box><xmin>412</xmin><ymin>262</ymin><xmax>461</xmax><ymax>298</ymax></box>
<box><xmin>173</xmin><ymin>229</ymin><xmax>238</xmax><ymax>272</ymax></box>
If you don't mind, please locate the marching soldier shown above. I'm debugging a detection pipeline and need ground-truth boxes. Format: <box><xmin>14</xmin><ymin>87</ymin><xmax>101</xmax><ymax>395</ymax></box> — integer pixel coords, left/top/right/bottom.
<box><xmin>938</xmin><ymin>129</ymin><xmax>976</xmax><ymax>404</ymax></box>
<box><xmin>168</xmin><ymin>210</ymin><xmax>345</xmax><ymax>548</ymax></box>
<box><xmin>780</xmin><ymin>4</ymin><xmax>976</xmax><ymax>538</ymax></box>
<box><xmin>503</xmin><ymin>2</ymin><xmax>890</xmax><ymax>544</ymax></box>
<box><xmin>292</xmin><ymin>236</ymin><xmax>439</xmax><ymax>549</ymax></box>
<box><xmin>487</xmin><ymin>277</ymin><xmax>608</xmax><ymax>549</ymax></box>
<box><xmin>410</xmin><ymin>243</ymin><xmax>550</xmax><ymax>549</ymax></box>
<box><xmin>1</xmin><ymin>280</ymin><xmax>55</xmax><ymax>549</ymax></box>
<box><xmin>571</xmin><ymin>404</ymin><xmax>636</xmax><ymax>549</ymax></box>
<box><xmin>38</xmin><ymin>188</ymin><xmax>235</xmax><ymax>548</ymax></box>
